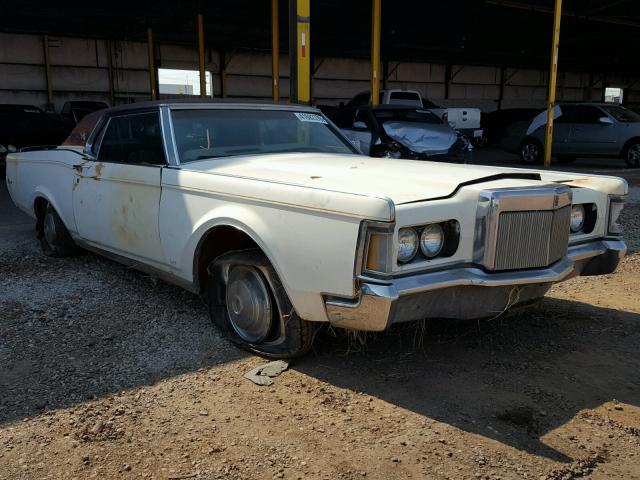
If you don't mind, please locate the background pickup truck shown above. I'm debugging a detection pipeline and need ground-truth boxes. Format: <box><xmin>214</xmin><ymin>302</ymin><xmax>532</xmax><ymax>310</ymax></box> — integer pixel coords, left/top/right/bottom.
<box><xmin>345</xmin><ymin>89</ymin><xmax>483</xmax><ymax>143</ymax></box>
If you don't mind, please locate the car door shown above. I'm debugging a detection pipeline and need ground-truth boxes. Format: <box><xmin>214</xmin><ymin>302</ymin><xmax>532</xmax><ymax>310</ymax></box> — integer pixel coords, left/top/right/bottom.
<box><xmin>340</xmin><ymin>109</ymin><xmax>374</xmax><ymax>154</ymax></box>
<box><xmin>567</xmin><ymin>105</ymin><xmax>618</xmax><ymax>155</ymax></box>
<box><xmin>72</xmin><ymin>110</ymin><xmax>167</xmax><ymax>268</ymax></box>
<box><xmin>548</xmin><ymin>105</ymin><xmax>575</xmax><ymax>155</ymax></box>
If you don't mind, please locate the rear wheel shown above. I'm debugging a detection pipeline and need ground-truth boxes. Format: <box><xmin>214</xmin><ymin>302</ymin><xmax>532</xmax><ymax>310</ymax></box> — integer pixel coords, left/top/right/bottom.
<box><xmin>623</xmin><ymin>141</ymin><xmax>640</xmax><ymax>168</ymax></box>
<box><xmin>40</xmin><ymin>204</ymin><xmax>79</xmax><ymax>257</ymax></box>
<box><xmin>520</xmin><ymin>139</ymin><xmax>543</xmax><ymax>165</ymax></box>
<box><xmin>207</xmin><ymin>249</ymin><xmax>315</xmax><ymax>358</ymax></box>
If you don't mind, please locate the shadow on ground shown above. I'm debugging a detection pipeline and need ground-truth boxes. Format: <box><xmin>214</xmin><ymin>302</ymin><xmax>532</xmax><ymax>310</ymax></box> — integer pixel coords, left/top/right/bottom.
<box><xmin>298</xmin><ymin>297</ymin><xmax>640</xmax><ymax>462</ymax></box>
<box><xmin>0</xmin><ymin>247</ymin><xmax>247</xmax><ymax>427</ymax></box>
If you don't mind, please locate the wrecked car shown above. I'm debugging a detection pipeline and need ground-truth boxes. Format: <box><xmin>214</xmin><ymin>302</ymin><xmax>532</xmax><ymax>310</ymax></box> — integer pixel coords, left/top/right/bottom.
<box><xmin>5</xmin><ymin>101</ymin><xmax>628</xmax><ymax>358</ymax></box>
<box><xmin>333</xmin><ymin>105</ymin><xmax>471</xmax><ymax>162</ymax></box>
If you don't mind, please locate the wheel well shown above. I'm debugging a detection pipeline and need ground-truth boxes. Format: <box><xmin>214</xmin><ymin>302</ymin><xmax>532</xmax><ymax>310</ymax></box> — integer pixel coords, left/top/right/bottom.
<box><xmin>621</xmin><ymin>137</ymin><xmax>640</xmax><ymax>157</ymax></box>
<box><xmin>34</xmin><ymin>197</ymin><xmax>48</xmax><ymax>236</ymax></box>
<box><xmin>194</xmin><ymin>225</ymin><xmax>261</xmax><ymax>294</ymax></box>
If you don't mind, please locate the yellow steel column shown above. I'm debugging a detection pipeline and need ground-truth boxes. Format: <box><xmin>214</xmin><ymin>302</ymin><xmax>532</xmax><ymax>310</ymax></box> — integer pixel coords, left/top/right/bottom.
<box><xmin>271</xmin><ymin>0</ymin><xmax>280</xmax><ymax>101</ymax></box>
<box><xmin>197</xmin><ymin>14</ymin><xmax>207</xmax><ymax>98</ymax></box>
<box><xmin>296</xmin><ymin>0</ymin><xmax>311</xmax><ymax>104</ymax></box>
<box><xmin>370</xmin><ymin>0</ymin><xmax>381</xmax><ymax>105</ymax></box>
<box><xmin>544</xmin><ymin>0</ymin><xmax>563</xmax><ymax>168</ymax></box>
<box><xmin>42</xmin><ymin>35</ymin><xmax>53</xmax><ymax>112</ymax></box>
<box><xmin>147</xmin><ymin>27</ymin><xmax>157</xmax><ymax>100</ymax></box>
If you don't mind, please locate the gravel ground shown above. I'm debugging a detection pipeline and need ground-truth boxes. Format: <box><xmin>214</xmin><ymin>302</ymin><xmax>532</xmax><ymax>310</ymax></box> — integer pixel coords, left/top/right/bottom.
<box><xmin>1</xmin><ymin>172</ymin><xmax>640</xmax><ymax>480</ymax></box>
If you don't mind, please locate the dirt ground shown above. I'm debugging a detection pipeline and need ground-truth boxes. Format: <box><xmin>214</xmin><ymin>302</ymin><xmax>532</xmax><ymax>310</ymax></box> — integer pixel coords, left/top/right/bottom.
<box><xmin>1</xmin><ymin>166</ymin><xmax>640</xmax><ymax>480</ymax></box>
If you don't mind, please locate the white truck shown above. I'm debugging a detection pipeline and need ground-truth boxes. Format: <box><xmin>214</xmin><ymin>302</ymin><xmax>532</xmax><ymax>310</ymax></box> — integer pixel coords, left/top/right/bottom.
<box><xmin>346</xmin><ymin>89</ymin><xmax>483</xmax><ymax>142</ymax></box>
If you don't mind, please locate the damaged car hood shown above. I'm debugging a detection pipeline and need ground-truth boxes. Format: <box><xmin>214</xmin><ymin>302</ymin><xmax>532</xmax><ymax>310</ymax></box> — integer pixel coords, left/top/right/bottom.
<box><xmin>381</xmin><ymin>121</ymin><xmax>458</xmax><ymax>154</ymax></box>
<box><xmin>173</xmin><ymin>153</ymin><xmax>593</xmax><ymax>205</ymax></box>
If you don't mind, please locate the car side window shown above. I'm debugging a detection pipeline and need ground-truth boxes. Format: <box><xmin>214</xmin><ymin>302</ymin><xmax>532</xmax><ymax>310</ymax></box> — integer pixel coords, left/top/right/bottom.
<box><xmin>97</xmin><ymin>112</ymin><xmax>166</xmax><ymax>166</ymax></box>
<box><xmin>572</xmin><ymin>106</ymin><xmax>604</xmax><ymax>124</ymax></box>
<box><xmin>352</xmin><ymin>110</ymin><xmax>371</xmax><ymax>130</ymax></box>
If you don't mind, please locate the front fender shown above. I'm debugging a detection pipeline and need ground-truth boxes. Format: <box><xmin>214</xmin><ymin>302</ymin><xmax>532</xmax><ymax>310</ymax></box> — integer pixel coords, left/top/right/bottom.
<box><xmin>160</xmin><ymin>188</ymin><xmax>363</xmax><ymax>322</ymax></box>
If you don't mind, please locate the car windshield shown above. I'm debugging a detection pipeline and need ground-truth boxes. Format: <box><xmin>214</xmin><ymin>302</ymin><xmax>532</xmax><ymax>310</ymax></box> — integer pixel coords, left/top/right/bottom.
<box><xmin>171</xmin><ymin>109</ymin><xmax>358</xmax><ymax>162</ymax></box>
<box><xmin>373</xmin><ymin>109</ymin><xmax>442</xmax><ymax>125</ymax></box>
<box><xmin>600</xmin><ymin>105</ymin><xmax>640</xmax><ymax>123</ymax></box>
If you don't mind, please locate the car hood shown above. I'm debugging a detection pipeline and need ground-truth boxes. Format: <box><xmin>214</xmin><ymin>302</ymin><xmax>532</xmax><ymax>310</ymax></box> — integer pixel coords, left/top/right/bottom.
<box><xmin>177</xmin><ymin>153</ymin><xmax>562</xmax><ymax>205</ymax></box>
<box><xmin>381</xmin><ymin>121</ymin><xmax>457</xmax><ymax>154</ymax></box>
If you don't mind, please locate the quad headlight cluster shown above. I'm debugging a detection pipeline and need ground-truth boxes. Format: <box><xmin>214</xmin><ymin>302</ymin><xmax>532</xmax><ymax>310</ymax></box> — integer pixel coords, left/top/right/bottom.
<box><xmin>397</xmin><ymin>221</ymin><xmax>460</xmax><ymax>264</ymax></box>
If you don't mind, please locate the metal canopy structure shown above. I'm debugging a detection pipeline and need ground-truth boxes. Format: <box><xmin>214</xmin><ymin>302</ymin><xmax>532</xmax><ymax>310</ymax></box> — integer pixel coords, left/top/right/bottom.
<box><xmin>2</xmin><ymin>0</ymin><xmax>640</xmax><ymax>75</ymax></box>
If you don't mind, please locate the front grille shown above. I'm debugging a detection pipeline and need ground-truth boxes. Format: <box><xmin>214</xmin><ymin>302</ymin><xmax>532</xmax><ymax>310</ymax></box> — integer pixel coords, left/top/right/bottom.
<box><xmin>492</xmin><ymin>205</ymin><xmax>570</xmax><ymax>271</ymax></box>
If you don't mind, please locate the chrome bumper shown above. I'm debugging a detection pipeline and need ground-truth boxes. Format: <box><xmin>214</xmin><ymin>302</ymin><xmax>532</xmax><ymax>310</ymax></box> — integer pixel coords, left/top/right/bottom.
<box><xmin>325</xmin><ymin>239</ymin><xmax>626</xmax><ymax>332</ymax></box>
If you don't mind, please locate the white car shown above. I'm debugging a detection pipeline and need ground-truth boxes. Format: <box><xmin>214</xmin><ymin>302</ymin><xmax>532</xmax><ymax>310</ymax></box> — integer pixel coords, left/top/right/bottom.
<box><xmin>5</xmin><ymin>102</ymin><xmax>628</xmax><ymax>358</ymax></box>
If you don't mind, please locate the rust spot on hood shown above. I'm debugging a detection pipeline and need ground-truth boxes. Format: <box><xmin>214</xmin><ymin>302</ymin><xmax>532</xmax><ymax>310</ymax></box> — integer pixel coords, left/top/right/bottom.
<box><xmin>94</xmin><ymin>162</ymin><xmax>104</xmax><ymax>178</ymax></box>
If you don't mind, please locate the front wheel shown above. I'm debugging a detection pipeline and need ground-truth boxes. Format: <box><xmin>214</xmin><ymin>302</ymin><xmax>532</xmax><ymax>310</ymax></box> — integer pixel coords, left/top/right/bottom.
<box><xmin>623</xmin><ymin>141</ymin><xmax>640</xmax><ymax>168</ymax></box>
<box><xmin>520</xmin><ymin>139</ymin><xmax>544</xmax><ymax>165</ymax></box>
<box><xmin>207</xmin><ymin>250</ymin><xmax>315</xmax><ymax>358</ymax></box>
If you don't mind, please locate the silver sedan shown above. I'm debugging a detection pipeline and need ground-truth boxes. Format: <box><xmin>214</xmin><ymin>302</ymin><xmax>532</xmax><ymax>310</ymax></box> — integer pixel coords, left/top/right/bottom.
<box><xmin>502</xmin><ymin>103</ymin><xmax>640</xmax><ymax>167</ymax></box>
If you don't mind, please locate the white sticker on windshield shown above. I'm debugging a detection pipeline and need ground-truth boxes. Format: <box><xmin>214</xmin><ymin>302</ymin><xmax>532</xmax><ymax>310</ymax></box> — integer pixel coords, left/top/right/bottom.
<box><xmin>294</xmin><ymin>112</ymin><xmax>327</xmax><ymax>124</ymax></box>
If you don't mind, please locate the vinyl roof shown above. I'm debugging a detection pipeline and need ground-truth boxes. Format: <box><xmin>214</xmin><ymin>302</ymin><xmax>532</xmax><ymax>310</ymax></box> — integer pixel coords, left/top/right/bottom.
<box><xmin>3</xmin><ymin>0</ymin><xmax>640</xmax><ymax>75</ymax></box>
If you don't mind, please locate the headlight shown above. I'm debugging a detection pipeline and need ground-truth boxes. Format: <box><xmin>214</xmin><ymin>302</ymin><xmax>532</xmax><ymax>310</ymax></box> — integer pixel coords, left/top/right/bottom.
<box><xmin>608</xmin><ymin>197</ymin><xmax>625</xmax><ymax>236</ymax></box>
<box><xmin>570</xmin><ymin>204</ymin><xmax>585</xmax><ymax>233</ymax></box>
<box><xmin>420</xmin><ymin>224</ymin><xmax>444</xmax><ymax>258</ymax></box>
<box><xmin>397</xmin><ymin>228</ymin><xmax>419</xmax><ymax>263</ymax></box>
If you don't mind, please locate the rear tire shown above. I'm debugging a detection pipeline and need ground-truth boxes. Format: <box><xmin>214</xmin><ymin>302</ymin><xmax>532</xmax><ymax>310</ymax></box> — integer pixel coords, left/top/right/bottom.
<box><xmin>520</xmin><ymin>139</ymin><xmax>544</xmax><ymax>165</ymax></box>
<box><xmin>623</xmin><ymin>141</ymin><xmax>640</xmax><ymax>168</ymax></box>
<box><xmin>40</xmin><ymin>204</ymin><xmax>79</xmax><ymax>257</ymax></box>
<box><xmin>207</xmin><ymin>249</ymin><xmax>315</xmax><ymax>359</ymax></box>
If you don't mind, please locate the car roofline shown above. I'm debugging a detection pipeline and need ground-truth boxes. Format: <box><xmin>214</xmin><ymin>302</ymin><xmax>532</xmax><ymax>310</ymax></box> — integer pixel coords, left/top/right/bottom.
<box><xmin>101</xmin><ymin>100</ymin><xmax>320</xmax><ymax>116</ymax></box>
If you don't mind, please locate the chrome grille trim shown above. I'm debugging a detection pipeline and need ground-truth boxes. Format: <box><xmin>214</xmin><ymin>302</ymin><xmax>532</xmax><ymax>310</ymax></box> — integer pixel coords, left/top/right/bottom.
<box><xmin>474</xmin><ymin>185</ymin><xmax>573</xmax><ymax>271</ymax></box>
<box><xmin>494</xmin><ymin>206</ymin><xmax>570</xmax><ymax>270</ymax></box>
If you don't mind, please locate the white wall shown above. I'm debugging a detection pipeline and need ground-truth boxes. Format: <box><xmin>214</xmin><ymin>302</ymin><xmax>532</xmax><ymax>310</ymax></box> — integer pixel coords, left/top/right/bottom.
<box><xmin>1</xmin><ymin>32</ymin><xmax>639</xmax><ymax>113</ymax></box>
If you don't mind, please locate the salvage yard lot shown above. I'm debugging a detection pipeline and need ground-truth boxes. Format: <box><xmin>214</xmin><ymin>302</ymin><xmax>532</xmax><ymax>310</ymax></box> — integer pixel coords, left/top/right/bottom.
<box><xmin>1</xmin><ymin>166</ymin><xmax>640</xmax><ymax>480</ymax></box>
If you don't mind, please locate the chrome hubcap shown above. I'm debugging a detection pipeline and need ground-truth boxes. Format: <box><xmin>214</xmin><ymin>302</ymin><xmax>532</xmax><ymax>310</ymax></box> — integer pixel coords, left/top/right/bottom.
<box><xmin>628</xmin><ymin>144</ymin><xmax>640</xmax><ymax>166</ymax></box>
<box><xmin>522</xmin><ymin>143</ymin><xmax>540</xmax><ymax>163</ymax></box>
<box><xmin>43</xmin><ymin>213</ymin><xmax>56</xmax><ymax>245</ymax></box>
<box><xmin>226</xmin><ymin>265</ymin><xmax>273</xmax><ymax>343</ymax></box>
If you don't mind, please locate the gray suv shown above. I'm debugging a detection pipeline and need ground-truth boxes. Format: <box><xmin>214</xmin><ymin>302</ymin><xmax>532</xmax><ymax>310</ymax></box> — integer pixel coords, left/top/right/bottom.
<box><xmin>502</xmin><ymin>103</ymin><xmax>640</xmax><ymax>167</ymax></box>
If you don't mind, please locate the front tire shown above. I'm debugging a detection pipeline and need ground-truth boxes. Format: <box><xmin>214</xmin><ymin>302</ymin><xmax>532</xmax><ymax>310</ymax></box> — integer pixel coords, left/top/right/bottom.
<box><xmin>40</xmin><ymin>204</ymin><xmax>79</xmax><ymax>257</ymax></box>
<box><xmin>207</xmin><ymin>250</ymin><xmax>315</xmax><ymax>358</ymax></box>
<box><xmin>520</xmin><ymin>139</ymin><xmax>544</xmax><ymax>165</ymax></box>
<box><xmin>623</xmin><ymin>141</ymin><xmax>640</xmax><ymax>168</ymax></box>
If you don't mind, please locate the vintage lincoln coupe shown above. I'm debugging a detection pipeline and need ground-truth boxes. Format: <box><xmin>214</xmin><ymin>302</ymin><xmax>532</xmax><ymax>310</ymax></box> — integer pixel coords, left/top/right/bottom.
<box><xmin>5</xmin><ymin>101</ymin><xmax>627</xmax><ymax>357</ymax></box>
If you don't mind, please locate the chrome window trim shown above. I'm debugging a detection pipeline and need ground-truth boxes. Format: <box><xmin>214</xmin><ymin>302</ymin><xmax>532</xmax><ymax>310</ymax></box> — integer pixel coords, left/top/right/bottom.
<box><xmin>160</xmin><ymin>105</ymin><xmax>180</xmax><ymax>166</ymax></box>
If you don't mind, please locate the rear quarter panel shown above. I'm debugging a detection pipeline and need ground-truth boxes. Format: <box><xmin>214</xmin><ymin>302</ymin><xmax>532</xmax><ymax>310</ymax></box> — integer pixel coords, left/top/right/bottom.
<box><xmin>6</xmin><ymin>150</ymin><xmax>80</xmax><ymax>232</ymax></box>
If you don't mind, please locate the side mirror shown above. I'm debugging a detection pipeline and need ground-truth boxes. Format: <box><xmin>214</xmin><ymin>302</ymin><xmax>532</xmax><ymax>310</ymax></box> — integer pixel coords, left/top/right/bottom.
<box><xmin>7</xmin><ymin>144</ymin><xmax>17</xmax><ymax>153</ymax></box>
<box><xmin>599</xmin><ymin>116</ymin><xmax>614</xmax><ymax>126</ymax></box>
<box><xmin>352</xmin><ymin>121</ymin><xmax>368</xmax><ymax>130</ymax></box>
